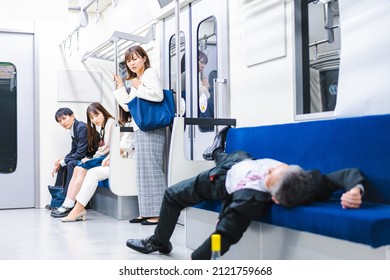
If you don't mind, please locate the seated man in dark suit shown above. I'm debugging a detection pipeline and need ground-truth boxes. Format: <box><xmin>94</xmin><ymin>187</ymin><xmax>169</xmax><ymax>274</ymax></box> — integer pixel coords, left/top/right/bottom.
<box><xmin>47</xmin><ymin>108</ymin><xmax>90</xmax><ymax>210</ymax></box>
<box><xmin>126</xmin><ymin>128</ymin><xmax>365</xmax><ymax>260</ymax></box>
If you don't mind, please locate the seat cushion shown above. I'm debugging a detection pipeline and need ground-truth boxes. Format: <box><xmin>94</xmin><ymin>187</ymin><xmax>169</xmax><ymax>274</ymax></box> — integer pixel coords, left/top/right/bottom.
<box><xmin>261</xmin><ymin>201</ymin><xmax>390</xmax><ymax>248</ymax></box>
<box><xmin>97</xmin><ymin>179</ymin><xmax>110</xmax><ymax>189</ymax></box>
<box><xmin>195</xmin><ymin>199</ymin><xmax>390</xmax><ymax>248</ymax></box>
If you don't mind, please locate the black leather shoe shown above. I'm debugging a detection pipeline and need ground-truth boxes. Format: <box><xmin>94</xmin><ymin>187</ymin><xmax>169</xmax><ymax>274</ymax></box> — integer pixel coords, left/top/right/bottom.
<box><xmin>126</xmin><ymin>236</ymin><xmax>172</xmax><ymax>254</ymax></box>
<box><xmin>51</xmin><ymin>206</ymin><xmax>73</xmax><ymax>218</ymax></box>
<box><xmin>203</xmin><ymin>126</ymin><xmax>230</xmax><ymax>160</ymax></box>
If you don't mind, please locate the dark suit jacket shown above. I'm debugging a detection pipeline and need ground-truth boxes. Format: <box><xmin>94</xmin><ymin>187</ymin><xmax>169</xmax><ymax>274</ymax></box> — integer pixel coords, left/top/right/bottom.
<box><xmin>64</xmin><ymin>119</ymin><xmax>88</xmax><ymax>164</ymax></box>
<box><xmin>306</xmin><ymin>168</ymin><xmax>366</xmax><ymax>201</ymax></box>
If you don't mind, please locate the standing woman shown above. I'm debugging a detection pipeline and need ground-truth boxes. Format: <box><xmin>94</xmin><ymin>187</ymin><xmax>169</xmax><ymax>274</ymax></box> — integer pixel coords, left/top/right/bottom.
<box><xmin>113</xmin><ymin>46</ymin><xmax>167</xmax><ymax>225</ymax></box>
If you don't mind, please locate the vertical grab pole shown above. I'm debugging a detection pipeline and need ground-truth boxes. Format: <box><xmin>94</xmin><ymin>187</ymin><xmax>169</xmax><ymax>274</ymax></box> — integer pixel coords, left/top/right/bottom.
<box><xmin>213</xmin><ymin>78</ymin><xmax>227</xmax><ymax>133</ymax></box>
<box><xmin>175</xmin><ymin>0</ymin><xmax>181</xmax><ymax>117</ymax></box>
<box><xmin>113</xmin><ymin>36</ymin><xmax>119</xmax><ymax>124</ymax></box>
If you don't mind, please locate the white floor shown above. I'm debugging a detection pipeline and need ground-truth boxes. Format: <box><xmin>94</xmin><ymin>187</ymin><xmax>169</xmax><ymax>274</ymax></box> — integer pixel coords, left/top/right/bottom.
<box><xmin>0</xmin><ymin>208</ymin><xmax>193</xmax><ymax>260</ymax></box>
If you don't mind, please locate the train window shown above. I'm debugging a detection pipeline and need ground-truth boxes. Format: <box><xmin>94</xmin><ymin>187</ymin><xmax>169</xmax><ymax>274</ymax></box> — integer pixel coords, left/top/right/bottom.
<box><xmin>0</xmin><ymin>62</ymin><xmax>17</xmax><ymax>173</ymax></box>
<box><xmin>294</xmin><ymin>0</ymin><xmax>340</xmax><ymax>117</ymax></box>
<box><xmin>197</xmin><ymin>16</ymin><xmax>217</xmax><ymax>132</ymax></box>
<box><xmin>169</xmin><ymin>32</ymin><xmax>186</xmax><ymax>117</ymax></box>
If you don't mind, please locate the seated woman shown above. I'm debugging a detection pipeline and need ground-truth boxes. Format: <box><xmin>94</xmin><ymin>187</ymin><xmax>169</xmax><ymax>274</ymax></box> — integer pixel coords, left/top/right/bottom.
<box><xmin>51</xmin><ymin>103</ymin><xmax>115</xmax><ymax>218</ymax></box>
<box><xmin>61</xmin><ymin>107</ymin><xmax>135</xmax><ymax>222</ymax></box>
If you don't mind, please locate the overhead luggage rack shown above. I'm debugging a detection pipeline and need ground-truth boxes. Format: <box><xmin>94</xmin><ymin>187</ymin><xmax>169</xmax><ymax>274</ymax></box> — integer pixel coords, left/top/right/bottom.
<box><xmin>81</xmin><ymin>25</ymin><xmax>155</xmax><ymax>62</ymax></box>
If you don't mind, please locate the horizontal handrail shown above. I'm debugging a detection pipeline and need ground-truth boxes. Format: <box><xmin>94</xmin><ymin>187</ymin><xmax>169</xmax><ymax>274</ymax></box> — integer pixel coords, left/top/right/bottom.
<box><xmin>184</xmin><ymin>117</ymin><xmax>236</xmax><ymax>127</ymax></box>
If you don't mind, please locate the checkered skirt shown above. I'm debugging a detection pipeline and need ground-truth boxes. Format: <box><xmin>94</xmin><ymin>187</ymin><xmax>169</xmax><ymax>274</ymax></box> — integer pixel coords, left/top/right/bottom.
<box><xmin>135</xmin><ymin>127</ymin><xmax>167</xmax><ymax>217</ymax></box>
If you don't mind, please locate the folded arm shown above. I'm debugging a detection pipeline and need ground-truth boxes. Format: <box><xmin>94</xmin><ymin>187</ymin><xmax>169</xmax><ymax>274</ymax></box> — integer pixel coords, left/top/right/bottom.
<box><xmin>324</xmin><ymin>168</ymin><xmax>365</xmax><ymax>209</ymax></box>
<box><xmin>308</xmin><ymin>168</ymin><xmax>366</xmax><ymax>209</ymax></box>
<box><xmin>340</xmin><ymin>184</ymin><xmax>363</xmax><ymax>209</ymax></box>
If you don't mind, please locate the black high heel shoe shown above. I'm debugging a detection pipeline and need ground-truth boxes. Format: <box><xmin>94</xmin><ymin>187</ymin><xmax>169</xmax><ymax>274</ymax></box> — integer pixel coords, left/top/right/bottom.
<box><xmin>202</xmin><ymin>126</ymin><xmax>230</xmax><ymax>161</ymax></box>
<box><xmin>129</xmin><ymin>217</ymin><xmax>146</xmax><ymax>223</ymax></box>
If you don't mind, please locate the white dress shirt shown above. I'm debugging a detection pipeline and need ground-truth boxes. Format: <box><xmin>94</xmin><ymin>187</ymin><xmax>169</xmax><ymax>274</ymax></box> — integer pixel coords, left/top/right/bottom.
<box><xmin>225</xmin><ymin>158</ymin><xmax>283</xmax><ymax>194</ymax></box>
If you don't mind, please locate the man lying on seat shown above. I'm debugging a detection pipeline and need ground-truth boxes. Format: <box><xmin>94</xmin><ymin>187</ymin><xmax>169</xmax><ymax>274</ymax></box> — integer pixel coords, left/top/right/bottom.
<box><xmin>125</xmin><ymin>127</ymin><xmax>366</xmax><ymax>260</ymax></box>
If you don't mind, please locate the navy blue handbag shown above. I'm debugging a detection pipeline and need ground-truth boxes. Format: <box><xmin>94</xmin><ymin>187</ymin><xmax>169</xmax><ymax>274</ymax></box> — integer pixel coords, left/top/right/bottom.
<box><xmin>48</xmin><ymin>185</ymin><xmax>66</xmax><ymax>208</ymax></box>
<box><xmin>127</xmin><ymin>89</ymin><xmax>175</xmax><ymax>132</ymax></box>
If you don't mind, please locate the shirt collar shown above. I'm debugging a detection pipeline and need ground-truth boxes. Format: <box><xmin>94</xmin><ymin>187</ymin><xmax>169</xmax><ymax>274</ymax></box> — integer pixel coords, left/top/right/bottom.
<box><xmin>68</xmin><ymin>121</ymin><xmax>75</xmax><ymax>138</ymax></box>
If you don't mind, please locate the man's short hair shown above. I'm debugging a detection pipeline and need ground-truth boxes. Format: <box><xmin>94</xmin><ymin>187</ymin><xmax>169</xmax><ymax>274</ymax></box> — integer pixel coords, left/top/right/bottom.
<box><xmin>271</xmin><ymin>165</ymin><xmax>315</xmax><ymax>207</ymax></box>
<box><xmin>55</xmin><ymin>107</ymin><xmax>74</xmax><ymax>122</ymax></box>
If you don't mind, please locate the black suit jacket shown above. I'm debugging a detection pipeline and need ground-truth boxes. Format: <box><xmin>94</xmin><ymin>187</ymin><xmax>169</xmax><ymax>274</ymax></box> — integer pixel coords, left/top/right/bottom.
<box><xmin>306</xmin><ymin>168</ymin><xmax>366</xmax><ymax>202</ymax></box>
<box><xmin>64</xmin><ymin>119</ymin><xmax>88</xmax><ymax>164</ymax></box>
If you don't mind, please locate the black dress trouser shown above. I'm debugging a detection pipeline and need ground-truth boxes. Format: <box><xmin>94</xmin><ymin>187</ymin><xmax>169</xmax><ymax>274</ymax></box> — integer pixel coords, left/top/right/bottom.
<box><xmin>54</xmin><ymin>159</ymin><xmax>78</xmax><ymax>196</ymax></box>
<box><xmin>154</xmin><ymin>152</ymin><xmax>269</xmax><ymax>260</ymax></box>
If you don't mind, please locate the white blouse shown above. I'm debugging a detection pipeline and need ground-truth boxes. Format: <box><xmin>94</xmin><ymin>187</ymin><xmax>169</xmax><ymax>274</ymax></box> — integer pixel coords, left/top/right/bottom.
<box><xmin>113</xmin><ymin>68</ymin><xmax>163</xmax><ymax>131</ymax></box>
<box><xmin>93</xmin><ymin>117</ymin><xmax>115</xmax><ymax>158</ymax></box>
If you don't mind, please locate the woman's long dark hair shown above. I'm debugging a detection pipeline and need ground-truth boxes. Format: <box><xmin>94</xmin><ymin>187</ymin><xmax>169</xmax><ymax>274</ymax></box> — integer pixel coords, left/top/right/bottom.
<box><xmin>124</xmin><ymin>46</ymin><xmax>151</xmax><ymax>80</ymax></box>
<box><xmin>86</xmin><ymin>102</ymin><xmax>114</xmax><ymax>152</ymax></box>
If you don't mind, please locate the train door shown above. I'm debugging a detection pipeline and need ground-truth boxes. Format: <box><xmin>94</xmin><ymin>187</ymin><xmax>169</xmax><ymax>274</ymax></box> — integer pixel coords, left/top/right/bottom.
<box><xmin>165</xmin><ymin>5</ymin><xmax>192</xmax><ymax>159</ymax></box>
<box><xmin>0</xmin><ymin>31</ymin><xmax>35</xmax><ymax>208</ymax></box>
<box><xmin>165</xmin><ymin>0</ymin><xmax>230</xmax><ymax>161</ymax></box>
<box><xmin>190</xmin><ymin>0</ymin><xmax>229</xmax><ymax>160</ymax></box>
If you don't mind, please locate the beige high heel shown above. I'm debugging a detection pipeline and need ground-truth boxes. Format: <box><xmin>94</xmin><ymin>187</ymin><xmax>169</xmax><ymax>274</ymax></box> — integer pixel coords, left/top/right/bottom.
<box><xmin>61</xmin><ymin>210</ymin><xmax>87</xmax><ymax>222</ymax></box>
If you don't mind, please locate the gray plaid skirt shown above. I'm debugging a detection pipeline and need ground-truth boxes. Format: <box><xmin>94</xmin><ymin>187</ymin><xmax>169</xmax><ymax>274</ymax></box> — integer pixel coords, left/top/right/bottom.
<box><xmin>135</xmin><ymin>127</ymin><xmax>167</xmax><ymax>217</ymax></box>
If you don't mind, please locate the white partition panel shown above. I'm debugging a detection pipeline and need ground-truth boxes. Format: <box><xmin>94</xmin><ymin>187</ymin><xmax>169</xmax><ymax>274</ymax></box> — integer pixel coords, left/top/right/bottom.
<box><xmin>109</xmin><ymin>125</ymin><xmax>137</xmax><ymax>196</ymax></box>
<box><xmin>168</xmin><ymin>117</ymin><xmax>215</xmax><ymax>187</ymax></box>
